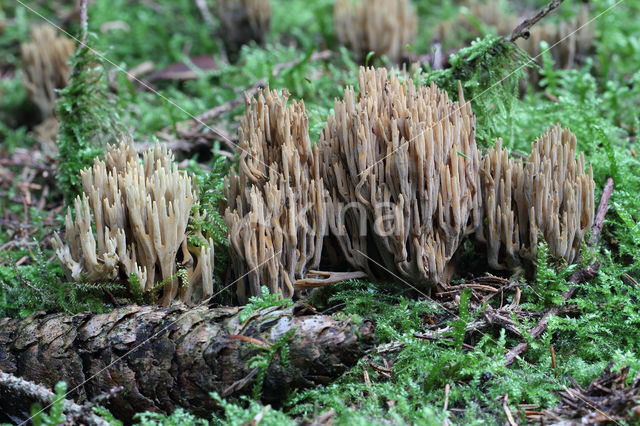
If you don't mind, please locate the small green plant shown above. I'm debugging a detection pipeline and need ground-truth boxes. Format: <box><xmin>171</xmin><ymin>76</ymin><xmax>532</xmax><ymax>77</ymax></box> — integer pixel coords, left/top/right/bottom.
<box><xmin>530</xmin><ymin>241</ymin><xmax>577</xmax><ymax>308</ymax></box>
<box><xmin>451</xmin><ymin>288</ymin><xmax>472</xmax><ymax>351</ymax></box>
<box><xmin>55</xmin><ymin>34</ymin><xmax>122</xmax><ymax>202</ymax></box>
<box><xmin>424</xmin><ymin>34</ymin><xmax>530</xmax><ymax>147</ymax></box>
<box><xmin>0</xmin><ymin>244</ymin><xmax>116</xmax><ymax>318</ymax></box>
<box><xmin>247</xmin><ymin>327</ymin><xmax>296</xmax><ymax>399</ymax></box>
<box><xmin>238</xmin><ymin>286</ymin><xmax>293</xmax><ymax>323</ymax></box>
<box><xmin>134</xmin><ymin>408</ymin><xmax>209</xmax><ymax>426</ymax></box>
<box><xmin>210</xmin><ymin>392</ymin><xmax>295</xmax><ymax>426</ymax></box>
<box><xmin>538</xmin><ymin>41</ymin><xmax>561</xmax><ymax>93</ymax></box>
<box><xmin>188</xmin><ymin>156</ymin><xmax>230</xmax><ymax>294</ymax></box>
<box><xmin>30</xmin><ymin>382</ymin><xmax>67</xmax><ymax>426</ymax></box>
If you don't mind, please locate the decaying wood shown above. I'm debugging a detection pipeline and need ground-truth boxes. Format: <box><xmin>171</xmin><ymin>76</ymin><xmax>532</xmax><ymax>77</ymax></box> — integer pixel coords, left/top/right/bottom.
<box><xmin>0</xmin><ymin>303</ymin><xmax>375</xmax><ymax>423</ymax></box>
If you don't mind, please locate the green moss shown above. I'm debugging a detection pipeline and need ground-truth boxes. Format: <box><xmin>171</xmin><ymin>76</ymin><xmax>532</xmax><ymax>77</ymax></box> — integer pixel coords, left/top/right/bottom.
<box><xmin>55</xmin><ymin>36</ymin><xmax>122</xmax><ymax>202</ymax></box>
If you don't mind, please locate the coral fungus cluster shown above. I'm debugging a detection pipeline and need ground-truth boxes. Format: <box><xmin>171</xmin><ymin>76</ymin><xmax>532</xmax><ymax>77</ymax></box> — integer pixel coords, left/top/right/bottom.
<box><xmin>318</xmin><ymin>67</ymin><xmax>482</xmax><ymax>291</ymax></box>
<box><xmin>53</xmin><ymin>140</ymin><xmax>214</xmax><ymax>305</ymax></box>
<box><xmin>20</xmin><ymin>25</ymin><xmax>75</xmax><ymax>120</ymax></box>
<box><xmin>333</xmin><ymin>0</ymin><xmax>417</xmax><ymax>64</ymax></box>
<box><xmin>481</xmin><ymin>126</ymin><xmax>595</xmax><ymax>270</ymax></box>
<box><xmin>216</xmin><ymin>0</ymin><xmax>272</xmax><ymax>61</ymax></box>
<box><xmin>224</xmin><ymin>89</ymin><xmax>327</xmax><ymax>303</ymax></box>
<box><xmin>54</xmin><ymin>67</ymin><xmax>595</xmax><ymax>304</ymax></box>
<box><xmin>219</xmin><ymin>67</ymin><xmax>595</xmax><ymax>301</ymax></box>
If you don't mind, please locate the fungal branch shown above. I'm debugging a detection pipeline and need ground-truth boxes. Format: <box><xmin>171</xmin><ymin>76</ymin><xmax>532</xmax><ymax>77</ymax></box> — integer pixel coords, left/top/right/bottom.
<box><xmin>225</xmin><ymin>88</ymin><xmax>328</xmax><ymax>303</ymax></box>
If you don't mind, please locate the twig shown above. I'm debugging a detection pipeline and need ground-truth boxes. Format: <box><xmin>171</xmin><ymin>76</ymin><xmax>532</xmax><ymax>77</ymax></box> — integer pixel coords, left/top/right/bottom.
<box><xmin>503</xmin><ymin>393</ymin><xmax>518</xmax><ymax>426</ymax></box>
<box><xmin>311</xmin><ymin>409</ymin><xmax>335</xmax><ymax>426</ymax></box>
<box><xmin>504</xmin><ymin>262</ymin><xmax>599</xmax><ymax>366</ymax></box>
<box><xmin>67</xmin><ymin>386</ymin><xmax>123</xmax><ymax>424</ymax></box>
<box><xmin>246</xmin><ymin>404</ymin><xmax>270</xmax><ymax>425</ymax></box>
<box><xmin>363</xmin><ymin>368</ymin><xmax>374</xmax><ymax>400</ymax></box>
<box><xmin>226</xmin><ymin>334</ymin><xmax>271</xmax><ymax>347</ymax></box>
<box><xmin>222</xmin><ymin>366</ymin><xmax>260</xmax><ymax>396</ymax></box>
<box><xmin>508</xmin><ymin>0</ymin><xmax>565</xmax><ymax>43</ymax></box>
<box><xmin>0</xmin><ymin>370</ymin><xmax>111</xmax><ymax>425</ymax></box>
<box><xmin>294</xmin><ymin>270</ymin><xmax>368</xmax><ymax>289</ymax></box>
<box><xmin>592</xmin><ymin>177</ymin><xmax>614</xmax><ymax>246</ymax></box>
<box><xmin>432</xmin><ymin>43</ymin><xmax>443</xmax><ymax>70</ymax></box>
<box><xmin>369</xmin><ymin>362</ymin><xmax>392</xmax><ymax>379</ymax></box>
<box><xmin>79</xmin><ymin>0</ymin><xmax>89</xmax><ymax>49</ymax></box>
<box><xmin>443</xmin><ymin>383</ymin><xmax>450</xmax><ymax>411</ymax></box>
<box><xmin>194</xmin><ymin>0</ymin><xmax>215</xmax><ymax>30</ymax></box>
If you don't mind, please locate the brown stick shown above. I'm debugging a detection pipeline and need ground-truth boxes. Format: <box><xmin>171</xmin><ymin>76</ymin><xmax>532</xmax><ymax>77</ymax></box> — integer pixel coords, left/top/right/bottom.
<box><xmin>0</xmin><ymin>370</ymin><xmax>110</xmax><ymax>425</ymax></box>
<box><xmin>503</xmin><ymin>394</ymin><xmax>518</xmax><ymax>426</ymax></box>
<box><xmin>194</xmin><ymin>0</ymin><xmax>215</xmax><ymax>30</ymax></box>
<box><xmin>194</xmin><ymin>77</ymin><xmax>267</xmax><ymax>125</ymax></box>
<box><xmin>504</xmin><ymin>178</ymin><xmax>614</xmax><ymax>366</ymax></box>
<box><xmin>592</xmin><ymin>177</ymin><xmax>614</xmax><ymax>246</ymax></box>
<box><xmin>294</xmin><ymin>270</ymin><xmax>368</xmax><ymax>289</ymax></box>
<box><xmin>79</xmin><ymin>0</ymin><xmax>88</xmax><ymax>49</ymax></box>
<box><xmin>508</xmin><ymin>0</ymin><xmax>565</xmax><ymax>43</ymax></box>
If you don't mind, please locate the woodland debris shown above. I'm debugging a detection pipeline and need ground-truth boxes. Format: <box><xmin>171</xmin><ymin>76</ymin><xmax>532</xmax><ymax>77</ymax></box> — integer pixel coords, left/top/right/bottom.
<box><xmin>592</xmin><ymin>177</ymin><xmax>614</xmax><ymax>246</ymax></box>
<box><xmin>294</xmin><ymin>270</ymin><xmax>369</xmax><ymax>289</ymax></box>
<box><xmin>529</xmin><ymin>363</ymin><xmax>640</xmax><ymax>424</ymax></box>
<box><xmin>20</xmin><ymin>25</ymin><xmax>75</xmax><ymax>121</ymax></box>
<box><xmin>0</xmin><ymin>304</ymin><xmax>375</xmax><ymax>423</ymax></box>
<box><xmin>516</xmin><ymin>5</ymin><xmax>593</xmax><ymax>71</ymax></box>
<box><xmin>148</xmin><ymin>55</ymin><xmax>219</xmax><ymax>82</ymax></box>
<box><xmin>318</xmin><ymin>66</ymin><xmax>482</xmax><ymax>291</ymax></box>
<box><xmin>0</xmin><ymin>148</ymin><xmax>59</xmax><ymax>262</ymax></box>
<box><xmin>333</xmin><ymin>0</ymin><xmax>417</xmax><ymax>64</ymax></box>
<box><xmin>225</xmin><ymin>88</ymin><xmax>328</xmax><ymax>302</ymax></box>
<box><xmin>51</xmin><ymin>139</ymin><xmax>214</xmax><ymax>305</ymax></box>
<box><xmin>217</xmin><ymin>0</ymin><xmax>272</xmax><ymax>62</ymax></box>
<box><xmin>508</xmin><ymin>0</ymin><xmax>565</xmax><ymax>42</ymax></box>
<box><xmin>481</xmin><ymin>126</ymin><xmax>595</xmax><ymax>271</ymax></box>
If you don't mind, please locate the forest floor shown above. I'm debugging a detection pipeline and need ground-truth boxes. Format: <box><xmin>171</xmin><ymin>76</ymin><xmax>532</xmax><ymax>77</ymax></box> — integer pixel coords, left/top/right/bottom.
<box><xmin>2</xmin><ymin>0</ymin><xmax>640</xmax><ymax>424</ymax></box>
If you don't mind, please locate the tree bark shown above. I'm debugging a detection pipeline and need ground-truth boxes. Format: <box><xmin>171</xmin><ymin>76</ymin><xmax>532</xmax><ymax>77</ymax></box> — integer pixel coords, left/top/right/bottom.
<box><xmin>0</xmin><ymin>303</ymin><xmax>375</xmax><ymax>423</ymax></box>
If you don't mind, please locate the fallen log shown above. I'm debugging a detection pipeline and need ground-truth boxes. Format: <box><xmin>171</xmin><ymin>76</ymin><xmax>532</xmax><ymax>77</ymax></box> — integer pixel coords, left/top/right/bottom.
<box><xmin>0</xmin><ymin>303</ymin><xmax>375</xmax><ymax>423</ymax></box>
